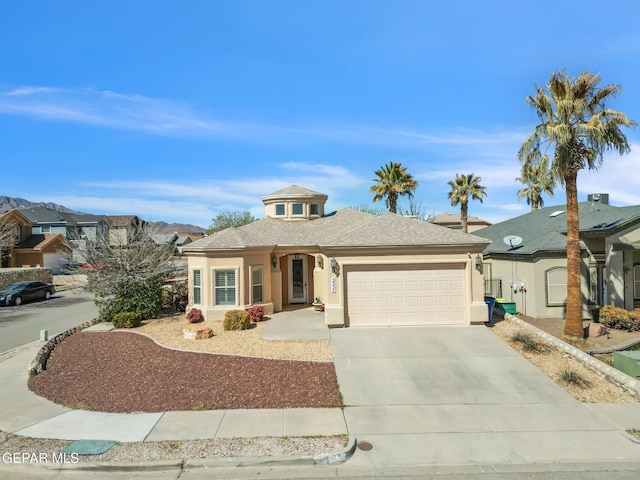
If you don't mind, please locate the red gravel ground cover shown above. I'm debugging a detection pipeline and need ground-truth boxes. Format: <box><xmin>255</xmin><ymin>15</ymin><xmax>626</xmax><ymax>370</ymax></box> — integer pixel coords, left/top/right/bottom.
<box><xmin>28</xmin><ymin>332</ymin><xmax>342</xmax><ymax>413</ymax></box>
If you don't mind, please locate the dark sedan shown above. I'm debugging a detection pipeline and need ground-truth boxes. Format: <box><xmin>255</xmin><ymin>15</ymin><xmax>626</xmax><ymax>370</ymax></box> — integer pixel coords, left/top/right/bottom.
<box><xmin>0</xmin><ymin>281</ymin><xmax>56</xmax><ymax>306</ymax></box>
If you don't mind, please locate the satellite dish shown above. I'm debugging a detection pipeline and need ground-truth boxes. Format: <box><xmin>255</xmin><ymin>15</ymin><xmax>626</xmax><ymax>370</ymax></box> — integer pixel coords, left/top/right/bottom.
<box><xmin>503</xmin><ymin>235</ymin><xmax>523</xmax><ymax>250</ymax></box>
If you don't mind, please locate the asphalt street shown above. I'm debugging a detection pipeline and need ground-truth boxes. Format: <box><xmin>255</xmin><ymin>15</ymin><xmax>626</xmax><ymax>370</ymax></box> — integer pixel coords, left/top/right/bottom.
<box><xmin>0</xmin><ymin>290</ymin><xmax>98</xmax><ymax>353</ymax></box>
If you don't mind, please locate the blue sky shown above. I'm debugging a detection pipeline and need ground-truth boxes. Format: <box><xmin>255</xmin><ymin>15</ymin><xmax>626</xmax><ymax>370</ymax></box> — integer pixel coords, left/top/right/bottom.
<box><xmin>1</xmin><ymin>1</ymin><xmax>639</xmax><ymax>229</ymax></box>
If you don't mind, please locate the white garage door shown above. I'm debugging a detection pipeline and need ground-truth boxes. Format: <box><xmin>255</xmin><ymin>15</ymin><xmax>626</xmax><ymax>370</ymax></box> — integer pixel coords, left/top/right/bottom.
<box><xmin>346</xmin><ymin>265</ymin><xmax>466</xmax><ymax>326</ymax></box>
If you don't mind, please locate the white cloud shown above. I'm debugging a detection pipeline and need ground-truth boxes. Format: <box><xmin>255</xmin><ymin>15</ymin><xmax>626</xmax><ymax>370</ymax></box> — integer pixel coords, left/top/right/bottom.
<box><xmin>0</xmin><ymin>85</ymin><xmax>534</xmax><ymax>152</ymax></box>
<box><xmin>4</xmin><ymin>86</ymin><xmax>60</xmax><ymax>96</ymax></box>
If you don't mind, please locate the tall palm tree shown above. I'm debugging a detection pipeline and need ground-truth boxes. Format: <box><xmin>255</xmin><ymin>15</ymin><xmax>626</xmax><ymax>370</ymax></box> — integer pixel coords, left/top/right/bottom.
<box><xmin>370</xmin><ymin>162</ymin><xmax>418</xmax><ymax>214</ymax></box>
<box><xmin>447</xmin><ymin>173</ymin><xmax>487</xmax><ymax>233</ymax></box>
<box><xmin>516</xmin><ymin>156</ymin><xmax>556</xmax><ymax>211</ymax></box>
<box><xmin>518</xmin><ymin>70</ymin><xmax>636</xmax><ymax>339</ymax></box>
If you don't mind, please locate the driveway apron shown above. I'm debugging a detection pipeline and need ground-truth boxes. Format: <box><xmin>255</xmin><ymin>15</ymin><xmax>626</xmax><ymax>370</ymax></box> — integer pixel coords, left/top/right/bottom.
<box><xmin>330</xmin><ymin>326</ymin><xmax>640</xmax><ymax>468</ymax></box>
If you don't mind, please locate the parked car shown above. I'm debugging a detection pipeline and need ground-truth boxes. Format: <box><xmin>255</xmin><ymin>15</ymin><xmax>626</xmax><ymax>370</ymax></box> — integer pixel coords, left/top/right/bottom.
<box><xmin>0</xmin><ymin>281</ymin><xmax>56</xmax><ymax>306</ymax></box>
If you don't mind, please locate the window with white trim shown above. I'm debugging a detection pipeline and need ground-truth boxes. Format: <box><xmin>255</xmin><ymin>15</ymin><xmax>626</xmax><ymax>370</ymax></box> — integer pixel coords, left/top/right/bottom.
<box><xmin>634</xmin><ymin>265</ymin><xmax>640</xmax><ymax>299</ymax></box>
<box><xmin>546</xmin><ymin>267</ymin><xmax>567</xmax><ymax>306</ymax></box>
<box><xmin>214</xmin><ymin>270</ymin><xmax>236</xmax><ymax>306</ymax></box>
<box><xmin>41</xmin><ymin>226</ymin><xmax>51</xmax><ymax>233</ymax></box>
<box><xmin>251</xmin><ymin>266</ymin><xmax>263</xmax><ymax>303</ymax></box>
<box><xmin>192</xmin><ymin>269</ymin><xmax>201</xmax><ymax>305</ymax></box>
<box><xmin>292</xmin><ymin>203</ymin><xmax>303</xmax><ymax>215</ymax></box>
<box><xmin>275</xmin><ymin>204</ymin><xmax>285</xmax><ymax>216</ymax></box>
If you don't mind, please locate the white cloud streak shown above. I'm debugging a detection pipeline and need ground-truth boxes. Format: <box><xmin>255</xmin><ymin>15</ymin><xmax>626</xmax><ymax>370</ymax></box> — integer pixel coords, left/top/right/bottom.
<box><xmin>0</xmin><ymin>85</ymin><xmax>530</xmax><ymax>151</ymax></box>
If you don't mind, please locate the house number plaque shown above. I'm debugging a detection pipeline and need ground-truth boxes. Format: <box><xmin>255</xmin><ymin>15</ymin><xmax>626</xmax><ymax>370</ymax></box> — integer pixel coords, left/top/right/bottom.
<box><xmin>331</xmin><ymin>277</ymin><xmax>336</xmax><ymax>293</ymax></box>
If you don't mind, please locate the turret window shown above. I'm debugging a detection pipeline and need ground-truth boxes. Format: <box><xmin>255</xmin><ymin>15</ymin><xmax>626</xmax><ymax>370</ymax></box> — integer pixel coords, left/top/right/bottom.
<box><xmin>292</xmin><ymin>203</ymin><xmax>304</xmax><ymax>215</ymax></box>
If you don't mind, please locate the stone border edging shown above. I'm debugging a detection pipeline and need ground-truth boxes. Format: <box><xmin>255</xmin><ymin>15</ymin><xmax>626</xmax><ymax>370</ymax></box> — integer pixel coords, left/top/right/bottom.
<box><xmin>28</xmin><ymin>318</ymin><xmax>102</xmax><ymax>377</ymax></box>
<box><xmin>501</xmin><ymin>312</ymin><xmax>640</xmax><ymax>400</ymax></box>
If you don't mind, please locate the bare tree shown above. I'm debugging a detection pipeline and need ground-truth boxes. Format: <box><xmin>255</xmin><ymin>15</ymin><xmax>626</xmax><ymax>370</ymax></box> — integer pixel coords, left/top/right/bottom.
<box><xmin>397</xmin><ymin>197</ymin><xmax>435</xmax><ymax>222</ymax></box>
<box><xmin>0</xmin><ymin>213</ymin><xmax>18</xmax><ymax>265</ymax></box>
<box><xmin>69</xmin><ymin>225</ymin><xmax>176</xmax><ymax>321</ymax></box>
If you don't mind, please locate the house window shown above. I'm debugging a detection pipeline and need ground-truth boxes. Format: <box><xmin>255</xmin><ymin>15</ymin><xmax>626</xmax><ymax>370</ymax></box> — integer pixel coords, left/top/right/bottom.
<box><xmin>589</xmin><ymin>266</ymin><xmax>598</xmax><ymax>303</ymax></box>
<box><xmin>214</xmin><ymin>270</ymin><xmax>236</xmax><ymax>306</ymax></box>
<box><xmin>634</xmin><ymin>265</ymin><xmax>640</xmax><ymax>299</ymax></box>
<box><xmin>251</xmin><ymin>266</ymin><xmax>263</xmax><ymax>303</ymax></box>
<box><xmin>292</xmin><ymin>203</ymin><xmax>304</xmax><ymax>215</ymax></box>
<box><xmin>310</xmin><ymin>204</ymin><xmax>319</xmax><ymax>215</ymax></box>
<box><xmin>546</xmin><ymin>267</ymin><xmax>567</xmax><ymax>306</ymax></box>
<box><xmin>41</xmin><ymin>226</ymin><xmax>51</xmax><ymax>233</ymax></box>
<box><xmin>13</xmin><ymin>225</ymin><xmax>20</xmax><ymax>241</ymax></box>
<box><xmin>192</xmin><ymin>269</ymin><xmax>201</xmax><ymax>305</ymax></box>
<box><xmin>275</xmin><ymin>204</ymin><xmax>285</xmax><ymax>216</ymax></box>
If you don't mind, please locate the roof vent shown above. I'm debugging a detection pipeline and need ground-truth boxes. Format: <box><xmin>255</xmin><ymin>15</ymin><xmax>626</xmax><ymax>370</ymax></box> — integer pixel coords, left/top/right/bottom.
<box><xmin>588</xmin><ymin>193</ymin><xmax>609</xmax><ymax>205</ymax></box>
<box><xmin>549</xmin><ymin>210</ymin><xmax>565</xmax><ymax>217</ymax></box>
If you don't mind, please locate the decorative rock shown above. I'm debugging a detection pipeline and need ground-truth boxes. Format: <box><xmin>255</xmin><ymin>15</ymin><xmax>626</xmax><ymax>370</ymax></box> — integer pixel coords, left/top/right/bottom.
<box><xmin>183</xmin><ymin>324</ymin><xmax>213</xmax><ymax>340</ymax></box>
<box><xmin>589</xmin><ymin>322</ymin><xmax>608</xmax><ymax>338</ymax></box>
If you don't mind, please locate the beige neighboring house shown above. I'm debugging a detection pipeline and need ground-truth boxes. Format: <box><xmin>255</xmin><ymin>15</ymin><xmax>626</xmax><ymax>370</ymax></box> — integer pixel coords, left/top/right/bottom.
<box><xmin>479</xmin><ymin>194</ymin><xmax>640</xmax><ymax>319</ymax></box>
<box><xmin>431</xmin><ymin>212</ymin><xmax>492</xmax><ymax>233</ymax></box>
<box><xmin>0</xmin><ymin>210</ymin><xmax>71</xmax><ymax>273</ymax></box>
<box><xmin>182</xmin><ymin>185</ymin><xmax>490</xmax><ymax>327</ymax></box>
<box><xmin>107</xmin><ymin>215</ymin><xmax>148</xmax><ymax>247</ymax></box>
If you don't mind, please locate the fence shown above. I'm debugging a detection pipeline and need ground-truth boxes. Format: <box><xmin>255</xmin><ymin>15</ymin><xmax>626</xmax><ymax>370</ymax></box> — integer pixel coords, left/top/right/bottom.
<box><xmin>484</xmin><ymin>278</ymin><xmax>502</xmax><ymax>298</ymax></box>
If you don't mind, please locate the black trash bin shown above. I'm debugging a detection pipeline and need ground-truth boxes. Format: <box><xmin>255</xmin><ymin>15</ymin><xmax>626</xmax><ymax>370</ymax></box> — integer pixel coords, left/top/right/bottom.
<box><xmin>484</xmin><ymin>296</ymin><xmax>496</xmax><ymax>322</ymax></box>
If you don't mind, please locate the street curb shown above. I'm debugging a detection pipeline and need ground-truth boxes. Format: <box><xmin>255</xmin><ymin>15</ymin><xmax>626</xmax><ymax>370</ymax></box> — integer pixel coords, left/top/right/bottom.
<box><xmin>22</xmin><ymin>436</ymin><xmax>357</xmax><ymax>472</ymax></box>
<box><xmin>501</xmin><ymin>312</ymin><xmax>640</xmax><ymax>399</ymax></box>
<box><xmin>37</xmin><ymin>459</ymin><xmax>184</xmax><ymax>472</ymax></box>
<box><xmin>184</xmin><ymin>436</ymin><xmax>357</xmax><ymax>469</ymax></box>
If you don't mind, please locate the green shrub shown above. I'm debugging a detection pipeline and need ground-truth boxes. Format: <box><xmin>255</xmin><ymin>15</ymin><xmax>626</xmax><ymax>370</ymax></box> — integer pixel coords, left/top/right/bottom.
<box><xmin>559</xmin><ymin>368</ymin><xmax>590</xmax><ymax>387</ymax></box>
<box><xmin>96</xmin><ymin>280</ymin><xmax>164</xmax><ymax>322</ymax></box>
<box><xmin>223</xmin><ymin>310</ymin><xmax>251</xmax><ymax>331</ymax></box>
<box><xmin>112</xmin><ymin>311</ymin><xmax>142</xmax><ymax>328</ymax></box>
<box><xmin>511</xmin><ymin>331</ymin><xmax>544</xmax><ymax>352</ymax></box>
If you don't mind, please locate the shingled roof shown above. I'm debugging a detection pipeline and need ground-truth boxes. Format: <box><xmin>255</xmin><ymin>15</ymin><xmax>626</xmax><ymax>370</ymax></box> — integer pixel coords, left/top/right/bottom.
<box><xmin>183</xmin><ymin>208</ymin><xmax>489</xmax><ymax>252</ymax></box>
<box><xmin>480</xmin><ymin>201</ymin><xmax>640</xmax><ymax>256</ymax></box>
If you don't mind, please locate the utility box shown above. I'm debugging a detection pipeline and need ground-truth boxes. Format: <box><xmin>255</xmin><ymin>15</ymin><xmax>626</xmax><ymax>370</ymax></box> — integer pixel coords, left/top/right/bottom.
<box><xmin>613</xmin><ymin>351</ymin><xmax>640</xmax><ymax>379</ymax></box>
<box><xmin>495</xmin><ymin>299</ymin><xmax>517</xmax><ymax>314</ymax></box>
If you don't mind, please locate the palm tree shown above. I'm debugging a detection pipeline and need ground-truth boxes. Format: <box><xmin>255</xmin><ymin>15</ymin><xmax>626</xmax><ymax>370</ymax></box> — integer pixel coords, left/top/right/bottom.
<box><xmin>518</xmin><ymin>70</ymin><xmax>636</xmax><ymax>339</ymax></box>
<box><xmin>516</xmin><ymin>156</ymin><xmax>556</xmax><ymax>211</ymax></box>
<box><xmin>447</xmin><ymin>173</ymin><xmax>487</xmax><ymax>233</ymax></box>
<box><xmin>370</xmin><ymin>162</ymin><xmax>418</xmax><ymax>214</ymax></box>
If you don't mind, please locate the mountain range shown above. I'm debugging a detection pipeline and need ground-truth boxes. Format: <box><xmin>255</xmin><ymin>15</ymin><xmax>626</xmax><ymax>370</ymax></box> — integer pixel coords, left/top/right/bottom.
<box><xmin>0</xmin><ymin>195</ymin><xmax>206</xmax><ymax>234</ymax></box>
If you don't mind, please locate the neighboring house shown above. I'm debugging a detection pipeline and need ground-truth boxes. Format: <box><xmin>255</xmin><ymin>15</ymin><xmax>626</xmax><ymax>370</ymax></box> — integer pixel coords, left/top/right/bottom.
<box><xmin>151</xmin><ymin>233</ymin><xmax>179</xmax><ymax>245</ymax></box>
<box><xmin>107</xmin><ymin>215</ymin><xmax>148</xmax><ymax>247</ymax></box>
<box><xmin>182</xmin><ymin>185</ymin><xmax>490</xmax><ymax>327</ymax></box>
<box><xmin>431</xmin><ymin>212</ymin><xmax>492</xmax><ymax>232</ymax></box>
<box><xmin>13</xmin><ymin>234</ymin><xmax>72</xmax><ymax>273</ymax></box>
<box><xmin>19</xmin><ymin>207</ymin><xmax>109</xmax><ymax>242</ymax></box>
<box><xmin>479</xmin><ymin>194</ymin><xmax>640</xmax><ymax>319</ymax></box>
<box><xmin>19</xmin><ymin>207</ymin><xmax>110</xmax><ymax>262</ymax></box>
<box><xmin>0</xmin><ymin>210</ymin><xmax>71</xmax><ymax>273</ymax></box>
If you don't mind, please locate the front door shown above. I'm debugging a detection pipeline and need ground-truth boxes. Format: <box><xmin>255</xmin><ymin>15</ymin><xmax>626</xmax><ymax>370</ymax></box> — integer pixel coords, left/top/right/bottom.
<box><xmin>289</xmin><ymin>255</ymin><xmax>308</xmax><ymax>303</ymax></box>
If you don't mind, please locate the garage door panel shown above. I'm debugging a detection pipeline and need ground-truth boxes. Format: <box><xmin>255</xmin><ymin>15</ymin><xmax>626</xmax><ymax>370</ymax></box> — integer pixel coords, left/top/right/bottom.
<box><xmin>347</xmin><ymin>265</ymin><xmax>466</xmax><ymax>326</ymax></box>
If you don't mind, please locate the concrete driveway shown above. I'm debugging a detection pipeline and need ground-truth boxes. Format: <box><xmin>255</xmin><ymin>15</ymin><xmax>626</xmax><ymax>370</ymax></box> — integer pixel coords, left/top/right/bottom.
<box><xmin>330</xmin><ymin>325</ymin><xmax>640</xmax><ymax>468</ymax></box>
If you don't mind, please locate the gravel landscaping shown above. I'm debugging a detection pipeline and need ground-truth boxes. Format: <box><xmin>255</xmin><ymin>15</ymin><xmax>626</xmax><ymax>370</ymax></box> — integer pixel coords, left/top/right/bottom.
<box><xmin>28</xmin><ymin>331</ymin><xmax>341</xmax><ymax>413</ymax></box>
<box><xmin>489</xmin><ymin>317</ymin><xmax>640</xmax><ymax>403</ymax></box>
